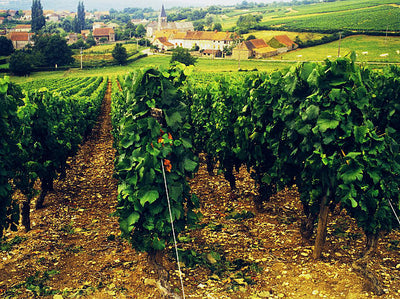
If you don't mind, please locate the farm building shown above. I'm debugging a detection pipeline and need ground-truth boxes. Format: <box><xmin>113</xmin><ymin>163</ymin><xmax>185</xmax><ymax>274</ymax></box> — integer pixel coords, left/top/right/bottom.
<box><xmin>168</xmin><ymin>31</ymin><xmax>237</xmax><ymax>51</ymax></box>
<box><xmin>153</xmin><ymin>36</ymin><xmax>174</xmax><ymax>51</ymax></box>
<box><xmin>268</xmin><ymin>35</ymin><xmax>298</xmax><ymax>53</ymax></box>
<box><xmin>201</xmin><ymin>49</ymin><xmax>223</xmax><ymax>58</ymax></box>
<box><xmin>13</xmin><ymin>24</ymin><xmax>31</xmax><ymax>32</ymax></box>
<box><xmin>93</xmin><ymin>28</ymin><xmax>115</xmax><ymax>44</ymax></box>
<box><xmin>8</xmin><ymin>32</ymin><xmax>34</xmax><ymax>49</ymax></box>
<box><xmin>232</xmin><ymin>39</ymin><xmax>277</xmax><ymax>60</ymax></box>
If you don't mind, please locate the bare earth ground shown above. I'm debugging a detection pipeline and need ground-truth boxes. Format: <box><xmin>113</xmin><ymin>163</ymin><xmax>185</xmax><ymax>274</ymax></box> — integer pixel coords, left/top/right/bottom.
<box><xmin>1</xmin><ymin>83</ymin><xmax>400</xmax><ymax>299</ymax></box>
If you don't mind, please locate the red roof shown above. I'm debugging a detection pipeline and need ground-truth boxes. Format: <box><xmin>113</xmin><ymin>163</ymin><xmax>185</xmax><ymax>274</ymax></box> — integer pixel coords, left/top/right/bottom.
<box><xmin>157</xmin><ymin>37</ymin><xmax>174</xmax><ymax>47</ymax></box>
<box><xmin>15</xmin><ymin>25</ymin><xmax>31</xmax><ymax>29</ymax></box>
<box><xmin>245</xmin><ymin>38</ymin><xmax>268</xmax><ymax>50</ymax></box>
<box><xmin>273</xmin><ymin>35</ymin><xmax>297</xmax><ymax>47</ymax></box>
<box><xmin>9</xmin><ymin>32</ymin><xmax>34</xmax><ymax>41</ymax></box>
<box><xmin>93</xmin><ymin>28</ymin><xmax>114</xmax><ymax>37</ymax></box>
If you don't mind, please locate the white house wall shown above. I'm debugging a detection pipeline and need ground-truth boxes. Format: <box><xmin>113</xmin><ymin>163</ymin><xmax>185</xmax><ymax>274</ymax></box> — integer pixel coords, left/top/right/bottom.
<box><xmin>168</xmin><ymin>38</ymin><xmax>233</xmax><ymax>50</ymax></box>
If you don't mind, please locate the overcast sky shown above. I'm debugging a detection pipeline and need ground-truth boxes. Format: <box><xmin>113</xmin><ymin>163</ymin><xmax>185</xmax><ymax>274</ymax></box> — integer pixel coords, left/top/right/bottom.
<box><xmin>0</xmin><ymin>0</ymin><xmax>290</xmax><ymax>11</ymax></box>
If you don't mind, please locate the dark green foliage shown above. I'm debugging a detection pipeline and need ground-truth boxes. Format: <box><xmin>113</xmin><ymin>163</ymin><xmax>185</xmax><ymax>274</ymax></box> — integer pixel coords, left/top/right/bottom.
<box><xmin>32</xmin><ymin>34</ymin><xmax>74</xmax><ymax>67</ymax></box>
<box><xmin>185</xmin><ymin>56</ymin><xmax>400</xmax><ymax>244</ymax></box>
<box><xmin>213</xmin><ymin>23</ymin><xmax>222</xmax><ymax>32</ymax></box>
<box><xmin>112</xmin><ymin>65</ymin><xmax>200</xmax><ymax>253</ymax></box>
<box><xmin>236</xmin><ymin>14</ymin><xmax>262</xmax><ymax>32</ymax></box>
<box><xmin>135</xmin><ymin>24</ymin><xmax>146</xmax><ymax>38</ymax></box>
<box><xmin>31</xmin><ymin>0</ymin><xmax>45</xmax><ymax>32</ymax></box>
<box><xmin>0</xmin><ymin>36</ymin><xmax>14</xmax><ymax>56</ymax></box>
<box><xmin>170</xmin><ymin>47</ymin><xmax>197</xmax><ymax>66</ymax></box>
<box><xmin>9</xmin><ymin>51</ymin><xmax>33</xmax><ymax>76</ymax></box>
<box><xmin>0</xmin><ymin>77</ymin><xmax>23</xmax><ymax>238</ymax></box>
<box><xmin>112</xmin><ymin>43</ymin><xmax>128</xmax><ymax>65</ymax></box>
<box><xmin>75</xmin><ymin>1</ymin><xmax>85</xmax><ymax>33</ymax></box>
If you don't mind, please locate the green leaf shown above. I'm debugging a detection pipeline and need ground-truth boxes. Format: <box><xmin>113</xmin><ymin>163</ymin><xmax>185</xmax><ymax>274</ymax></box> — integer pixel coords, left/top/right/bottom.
<box><xmin>120</xmin><ymin>212</ymin><xmax>139</xmax><ymax>233</ymax></box>
<box><xmin>140</xmin><ymin>190</ymin><xmax>159</xmax><ymax>206</ymax></box>
<box><xmin>345</xmin><ymin>152</ymin><xmax>362</xmax><ymax>159</ymax></box>
<box><xmin>119</xmin><ymin>135</ymin><xmax>135</xmax><ymax>149</ymax></box>
<box><xmin>316</xmin><ymin>112</ymin><xmax>340</xmax><ymax>133</ymax></box>
<box><xmin>303</xmin><ymin>105</ymin><xmax>319</xmax><ymax>121</ymax></box>
<box><xmin>152</xmin><ymin>237</ymin><xmax>165</xmax><ymax>251</ymax></box>
<box><xmin>169</xmin><ymin>184</ymin><xmax>183</xmax><ymax>201</ymax></box>
<box><xmin>349</xmin><ymin>197</ymin><xmax>358</xmax><ymax>208</ymax></box>
<box><xmin>165</xmin><ymin>111</ymin><xmax>182</xmax><ymax>130</ymax></box>
<box><xmin>181</xmin><ymin>138</ymin><xmax>192</xmax><ymax>149</ymax></box>
<box><xmin>183</xmin><ymin>158</ymin><xmax>197</xmax><ymax>172</ymax></box>
<box><xmin>307</xmin><ymin>68</ymin><xmax>320</xmax><ymax>87</ymax></box>
<box><xmin>354</xmin><ymin>126</ymin><xmax>369</xmax><ymax>143</ymax></box>
<box><xmin>340</xmin><ymin>166</ymin><xmax>363</xmax><ymax>184</ymax></box>
<box><xmin>367</xmin><ymin>170</ymin><xmax>381</xmax><ymax>184</ymax></box>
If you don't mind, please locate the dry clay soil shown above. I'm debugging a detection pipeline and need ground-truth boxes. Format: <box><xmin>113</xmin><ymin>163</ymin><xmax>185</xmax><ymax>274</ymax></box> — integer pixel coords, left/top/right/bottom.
<box><xmin>1</xmin><ymin>81</ymin><xmax>400</xmax><ymax>299</ymax></box>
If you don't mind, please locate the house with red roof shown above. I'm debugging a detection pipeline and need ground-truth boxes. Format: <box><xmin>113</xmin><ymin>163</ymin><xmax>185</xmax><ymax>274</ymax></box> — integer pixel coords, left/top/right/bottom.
<box><xmin>8</xmin><ymin>32</ymin><xmax>34</xmax><ymax>49</ymax></box>
<box><xmin>167</xmin><ymin>30</ymin><xmax>237</xmax><ymax>51</ymax></box>
<box><xmin>232</xmin><ymin>38</ymin><xmax>278</xmax><ymax>60</ymax></box>
<box><xmin>93</xmin><ymin>27</ymin><xmax>115</xmax><ymax>44</ymax></box>
<box><xmin>153</xmin><ymin>36</ymin><xmax>174</xmax><ymax>51</ymax></box>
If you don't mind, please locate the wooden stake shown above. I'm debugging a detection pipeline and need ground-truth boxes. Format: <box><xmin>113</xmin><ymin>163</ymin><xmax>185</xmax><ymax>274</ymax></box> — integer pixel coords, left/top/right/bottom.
<box><xmin>313</xmin><ymin>195</ymin><xmax>329</xmax><ymax>260</ymax></box>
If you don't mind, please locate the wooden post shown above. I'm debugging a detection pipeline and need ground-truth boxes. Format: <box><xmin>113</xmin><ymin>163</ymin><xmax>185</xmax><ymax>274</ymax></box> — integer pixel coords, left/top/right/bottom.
<box><xmin>313</xmin><ymin>195</ymin><xmax>329</xmax><ymax>259</ymax></box>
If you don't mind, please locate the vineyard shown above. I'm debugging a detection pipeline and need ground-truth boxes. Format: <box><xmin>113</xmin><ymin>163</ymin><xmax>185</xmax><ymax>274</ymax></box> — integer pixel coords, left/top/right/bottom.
<box><xmin>1</xmin><ymin>57</ymin><xmax>400</xmax><ymax>298</ymax></box>
<box><xmin>259</xmin><ymin>5</ymin><xmax>400</xmax><ymax>32</ymax></box>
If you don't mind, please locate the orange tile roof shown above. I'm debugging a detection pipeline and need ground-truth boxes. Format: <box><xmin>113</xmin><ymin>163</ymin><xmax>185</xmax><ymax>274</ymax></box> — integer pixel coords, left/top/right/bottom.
<box><xmin>93</xmin><ymin>28</ymin><xmax>114</xmax><ymax>36</ymax></box>
<box><xmin>9</xmin><ymin>32</ymin><xmax>34</xmax><ymax>41</ymax></box>
<box><xmin>15</xmin><ymin>25</ymin><xmax>31</xmax><ymax>29</ymax></box>
<box><xmin>249</xmin><ymin>38</ymin><xmax>268</xmax><ymax>49</ymax></box>
<box><xmin>273</xmin><ymin>35</ymin><xmax>297</xmax><ymax>47</ymax></box>
<box><xmin>157</xmin><ymin>37</ymin><xmax>174</xmax><ymax>47</ymax></box>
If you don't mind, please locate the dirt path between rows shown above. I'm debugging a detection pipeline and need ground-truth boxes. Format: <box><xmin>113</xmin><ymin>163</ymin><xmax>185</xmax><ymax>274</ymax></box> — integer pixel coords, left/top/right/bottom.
<box><xmin>0</xmin><ymin>81</ymin><xmax>159</xmax><ymax>298</ymax></box>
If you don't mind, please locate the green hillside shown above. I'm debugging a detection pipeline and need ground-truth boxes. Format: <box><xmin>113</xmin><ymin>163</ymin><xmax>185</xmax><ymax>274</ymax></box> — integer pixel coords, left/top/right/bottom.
<box><xmin>259</xmin><ymin>4</ymin><xmax>400</xmax><ymax>32</ymax></box>
<box><xmin>212</xmin><ymin>0</ymin><xmax>400</xmax><ymax>33</ymax></box>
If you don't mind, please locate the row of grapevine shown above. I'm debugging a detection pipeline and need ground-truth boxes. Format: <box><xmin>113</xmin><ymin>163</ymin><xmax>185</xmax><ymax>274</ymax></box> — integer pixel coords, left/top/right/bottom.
<box><xmin>112</xmin><ymin>66</ymin><xmax>199</xmax><ymax>251</ymax></box>
<box><xmin>183</xmin><ymin>56</ymin><xmax>400</xmax><ymax>294</ymax></box>
<box><xmin>111</xmin><ymin>65</ymin><xmax>199</xmax><ymax>293</ymax></box>
<box><xmin>20</xmin><ymin>77</ymin><xmax>83</xmax><ymax>93</ymax></box>
<box><xmin>0</xmin><ymin>76</ymin><xmax>107</xmax><ymax>237</ymax></box>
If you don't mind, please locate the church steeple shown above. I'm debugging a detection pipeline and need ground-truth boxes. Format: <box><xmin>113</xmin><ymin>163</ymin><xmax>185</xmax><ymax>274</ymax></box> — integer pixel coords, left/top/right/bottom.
<box><xmin>160</xmin><ymin>4</ymin><xmax>167</xmax><ymax>18</ymax></box>
<box><xmin>158</xmin><ymin>4</ymin><xmax>167</xmax><ymax>31</ymax></box>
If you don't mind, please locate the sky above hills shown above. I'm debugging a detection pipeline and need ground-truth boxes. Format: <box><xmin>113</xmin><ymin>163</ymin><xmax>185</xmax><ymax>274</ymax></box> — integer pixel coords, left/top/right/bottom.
<box><xmin>0</xmin><ymin>0</ymin><xmax>289</xmax><ymax>11</ymax></box>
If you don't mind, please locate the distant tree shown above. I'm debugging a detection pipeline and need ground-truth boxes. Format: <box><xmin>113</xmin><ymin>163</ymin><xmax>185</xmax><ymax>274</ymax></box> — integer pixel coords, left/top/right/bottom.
<box><xmin>86</xmin><ymin>33</ymin><xmax>96</xmax><ymax>47</ymax></box>
<box><xmin>213</xmin><ymin>23</ymin><xmax>222</xmax><ymax>31</ymax></box>
<box><xmin>112</xmin><ymin>43</ymin><xmax>128</xmax><ymax>65</ymax></box>
<box><xmin>135</xmin><ymin>24</ymin><xmax>146</xmax><ymax>38</ymax></box>
<box><xmin>69</xmin><ymin>38</ymin><xmax>87</xmax><ymax>50</ymax></box>
<box><xmin>246</xmin><ymin>34</ymin><xmax>256</xmax><ymax>40</ymax></box>
<box><xmin>61</xmin><ymin>19</ymin><xmax>73</xmax><ymax>32</ymax></box>
<box><xmin>205</xmin><ymin>16</ymin><xmax>214</xmax><ymax>28</ymax></box>
<box><xmin>76</xmin><ymin>1</ymin><xmax>85</xmax><ymax>32</ymax></box>
<box><xmin>0</xmin><ymin>36</ymin><xmax>14</xmax><ymax>56</ymax></box>
<box><xmin>73</xmin><ymin>2</ymin><xmax>85</xmax><ymax>33</ymax></box>
<box><xmin>33</xmin><ymin>34</ymin><xmax>74</xmax><ymax>67</ymax></box>
<box><xmin>236</xmin><ymin>14</ymin><xmax>262</xmax><ymax>31</ymax></box>
<box><xmin>42</xmin><ymin>23</ymin><xmax>60</xmax><ymax>34</ymax></box>
<box><xmin>31</xmin><ymin>0</ymin><xmax>45</xmax><ymax>32</ymax></box>
<box><xmin>170</xmin><ymin>47</ymin><xmax>197</xmax><ymax>66</ymax></box>
<box><xmin>194</xmin><ymin>21</ymin><xmax>205</xmax><ymax>31</ymax></box>
<box><xmin>9</xmin><ymin>51</ymin><xmax>33</xmax><ymax>76</ymax></box>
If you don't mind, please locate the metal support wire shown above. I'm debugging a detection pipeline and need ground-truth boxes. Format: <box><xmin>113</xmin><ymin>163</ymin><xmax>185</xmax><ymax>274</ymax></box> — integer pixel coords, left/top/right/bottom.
<box><xmin>161</xmin><ymin>158</ymin><xmax>186</xmax><ymax>299</ymax></box>
<box><xmin>388</xmin><ymin>199</ymin><xmax>400</xmax><ymax>226</ymax></box>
